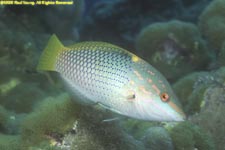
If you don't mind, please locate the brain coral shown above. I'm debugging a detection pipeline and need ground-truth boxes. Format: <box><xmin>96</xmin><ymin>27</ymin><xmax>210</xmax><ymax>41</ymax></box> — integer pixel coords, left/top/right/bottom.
<box><xmin>198</xmin><ymin>0</ymin><xmax>225</xmax><ymax>50</ymax></box>
<box><xmin>136</xmin><ymin>20</ymin><xmax>210</xmax><ymax>80</ymax></box>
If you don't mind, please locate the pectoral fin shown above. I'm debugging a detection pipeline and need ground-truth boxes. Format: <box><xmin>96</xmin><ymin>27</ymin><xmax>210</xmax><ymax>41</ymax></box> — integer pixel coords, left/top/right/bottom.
<box><xmin>96</xmin><ymin>102</ymin><xmax>123</xmax><ymax>115</ymax></box>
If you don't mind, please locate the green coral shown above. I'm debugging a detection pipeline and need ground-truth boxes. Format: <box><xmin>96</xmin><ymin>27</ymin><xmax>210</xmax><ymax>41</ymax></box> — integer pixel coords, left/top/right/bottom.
<box><xmin>142</xmin><ymin>127</ymin><xmax>173</xmax><ymax>150</ymax></box>
<box><xmin>173</xmin><ymin>72</ymin><xmax>209</xmax><ymax>115</ymax></box>
<box><xmin>136</xmin><ymin>20</ymin><xmax>210</xmax><ymax>81</ymax></box>
<box><xmin>191</xmin><ymin>86</ymin><xmax>225</xmax><ymax>150</ymax></box>
<box><xmin>198</xmin><ymin>0</ymin><xmax>225</xmax><ymax>50</ymax></box>
<box><xmin>0</xmin><ymin>105</ymin><xmax>9</xmax><ymax>131</ymax></box>
<box><xmin>214</xmin><ymin>66</ymin><xmax>225</xmax><ymax>82</ymax></box>
<box><xmin>1</xmin><ymin>83</ymin><xmax>46</xmax><ymax>113</ymax></box>
<box><xmin>0</xmin><ymin>134</ymin><xmax>21</xmax><ymax>150</ymax></box>
<box><xmin>185</xmin><ymin>85</ymin><xmax>208</xmax><ymax>115</ymax></box>
<box><xmin>218</xmin><ymin>42</ymin><xmax>225</xmax><ymax>66</ymax></box>
<box><xmin>121</xmin><ymin>119</ymin><xmax>158</xmax><ymax>139</ymax></box>
<box><xmin>20</xmin><ymin>93</ymin><xmax>80</xmax><ymax>147</ymax></box>
<box><xmin>72</xmin><ymin>108</ymin><xmax>145</xmax><ymax>150</ymax></box>
<box><xmin>169</xmin><ymin>122</ymin><xmax>215</xmax><ymax>150</ymax></box>
<box><xmin>173</xmin><ymin>67</ymin><xmax>225</xmax><ymax>150</ymax></box>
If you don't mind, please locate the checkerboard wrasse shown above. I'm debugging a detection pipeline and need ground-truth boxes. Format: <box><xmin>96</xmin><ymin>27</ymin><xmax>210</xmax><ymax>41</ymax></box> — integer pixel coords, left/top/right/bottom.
<box><xmin>37</xmin><ymin>35</ymin><xmax>186</xmax><ymax>121</ymax></box>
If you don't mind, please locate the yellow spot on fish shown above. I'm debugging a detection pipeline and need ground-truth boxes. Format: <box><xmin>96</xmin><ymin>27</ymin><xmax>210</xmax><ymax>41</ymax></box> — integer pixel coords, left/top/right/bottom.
<box><xmin>130</xmin><ymin>80</ymin><xmax>135</xmax><ymax>85</ymax></box>
<box><xmin>132</xmin><ymin>55</ymin><xmax>139</xmax><ymax>62</ymax></box>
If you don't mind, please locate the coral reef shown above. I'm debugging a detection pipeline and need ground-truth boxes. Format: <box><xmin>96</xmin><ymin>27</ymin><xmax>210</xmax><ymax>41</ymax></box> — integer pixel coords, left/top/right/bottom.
<box><xmin>19</xmin><ymin>93</ymin><xmax>145</xmax><ymax>150</ymax></box>
<box><xmin>168</xmin><ymin>122</ymin><xmax>215</xmax><ymax>150</ymax></box>
<box><xmin>198</xmin><ymin>0</ymin><xmax>225</xmax><ymax>51</ymax></box>
<box><xmin>136</xmin><ymin>20</ymin><xmax>210</xmax><ymax>80</ymax></box>
<box><xmin>0</xmin><ymin>105</ymin><xmax>9</xmax><ymax>132</ymax></box>
<box><xmin>20</xmin><ymin>93</ymin><xmax>79</xmax><ymax>148</ymax></box>
<box><xmin>121</xmin><ymin>119</ymin><xmax>158</xmax><ymax>139</ymax></box>
<box><xmin>190</xmin><ymin>68</ymin><xmax>225</xmax><ymax>150</ymax></box>
<box><xmin>173</xmin><ymin>72</ymin><xmax>209</xmax><ymax>114</ymax></box>
<box><xmin>0</xmin><ymin>0</ymin><xmax>225</xmax><ymax>149</ymax></box>
<box><xmin>142</xmin><ymin>127</ymin><xmax>173</xmax><ymax>150</ymax></box>
<box><xmin>0</xmin><ymin>134</ymin><xmax>21</xmax><ymax>150</ymax></box>
<box><xmin>173</xmin><ymin>67</ymin><xmax>225</xmax><ymax>149</ymax></box>
<box><xmin>173</xmin><ymin>67</ymin><xmax>225</xmax><ymax>115</ymax></box>
<box><xmin>218</xmin><ymin>41</ymin><xmax>225</xmax><ymax>66</ymax></box>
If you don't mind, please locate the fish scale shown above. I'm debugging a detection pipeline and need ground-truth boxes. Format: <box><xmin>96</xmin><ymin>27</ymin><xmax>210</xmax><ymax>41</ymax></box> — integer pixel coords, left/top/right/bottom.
<box><xmin>55</xmin><ymin>48</ymin><xmax>132</xmax><ymax>105</ymax></box>
<box><xmin>37</xmin><ymin>34</ymin><xmax>186</xmax><ymax>121</ymax></box>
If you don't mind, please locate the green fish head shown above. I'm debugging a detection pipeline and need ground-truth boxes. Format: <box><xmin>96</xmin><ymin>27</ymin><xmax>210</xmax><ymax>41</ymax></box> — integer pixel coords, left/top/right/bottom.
<box><xmin>127</xmin><ymin>59</ymin><xmax>186</xmax><ymax>121</ymax></box>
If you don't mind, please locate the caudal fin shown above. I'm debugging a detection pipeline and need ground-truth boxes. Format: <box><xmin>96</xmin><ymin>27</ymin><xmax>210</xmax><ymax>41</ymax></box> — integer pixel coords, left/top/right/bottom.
<box><xmin>37</xmin><ymin>34</ymin><xmax>65</xmax><ymax>71</ymax></box>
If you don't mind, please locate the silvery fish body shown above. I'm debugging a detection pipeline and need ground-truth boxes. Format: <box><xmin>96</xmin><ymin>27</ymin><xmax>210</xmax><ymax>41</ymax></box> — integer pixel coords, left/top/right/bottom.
<box><xmin>37</xmin><ymin>35</ymin><xmax>185</xmax><ymax>121</ymax></box>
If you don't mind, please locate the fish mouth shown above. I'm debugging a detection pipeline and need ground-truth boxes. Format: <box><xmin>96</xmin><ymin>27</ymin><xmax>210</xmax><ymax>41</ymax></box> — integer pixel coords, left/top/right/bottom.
<box><xmin>173</xmin><ymin>112</ymin><xmax>186</xmax><ymax>121</ymax></box>
<box><xmin>167</xmin><ymin>101</ymin><xmax>186</xmax><ymax>121</ymax></box>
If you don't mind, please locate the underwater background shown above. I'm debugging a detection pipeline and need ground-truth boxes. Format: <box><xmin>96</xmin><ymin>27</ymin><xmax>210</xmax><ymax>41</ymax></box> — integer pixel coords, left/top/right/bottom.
<box><xmin>0</xmin><ymin>0</ymin><xmax>225</xmax><ymax>149</ymax></box>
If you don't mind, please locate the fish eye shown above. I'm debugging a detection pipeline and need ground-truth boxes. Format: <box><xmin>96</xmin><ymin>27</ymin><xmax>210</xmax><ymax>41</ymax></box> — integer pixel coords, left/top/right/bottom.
<box><xmin>160</xmin><ymin>93</ymin><xmax>169</xmax><ymax>102</ymax></box>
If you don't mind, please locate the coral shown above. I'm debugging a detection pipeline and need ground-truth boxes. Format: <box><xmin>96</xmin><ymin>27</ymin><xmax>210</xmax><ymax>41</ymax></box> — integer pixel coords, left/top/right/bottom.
<box><xmin>173</xmin><ymin>72</ymin><xmax>209</xmax><ymax>115</ymax></box>
<box><xmin>68</xmin><ymin>107</ymin><xmax>145</xmax><ymax>150</ymax></box>
<box><xmin>19</xmin><ymin>93</ymin><xmax>145</xmax><ymax>150</ymax></box>
<box><xmin>0</xmin><ymin>134</ymin><xmax>21</xmax><ymax>150</ymax></box>
<box><xmin>214</xmin><ymin>66</ymin><xmax>225</xmax><ymax>81</ymax></box>
<box><xmin>198</xmin><ymin>0</ymin><xmax>225</xmax><ymax>50</ymax></box>
<box><xmin>136</xmin><ymin>20</ymin><xmax>210</xmax><ymax>81</ymax></box>
<box><xmin>0</xmin><ymin>104</ymin><xmax>25</xmax><ymax>135</ymax></box>
<box><xmin>0</xmin><ymin>61</ymin><xmax>62</xmax><ymax>114</ymax></box>
<box><xmin>173</xmin><ymin>67</ymin><xmax>225</xmax><ymax>149</ymax></box>
<box><xmin>20</xmin><ymin>93</ymin><xmax>80</xmax><ymax>147</ymax></box>
<box><xmin>191</xmin><ymin>86</ymin><xmax>225</xmax><ymax>150</ymax></box>
<box><xmin>218</xmin><ymin>42</ymin><xmax>225</xmax><ymax>66</ymax></box>
<box><xmin>1</xmin><ymin>82</ymin><xmax>47</xmax><ymax>113</ymax></box>
<box><xmin>169</xmin><ymin>122</ymin><xmax>215</xmax><ymax>150</ymax></box>
<box><xmin>121</xmin><ymin>119</ymin><xmax>158</xmax><ymax>139</ymax></box>
<box><xmin>141</xmin><ymin>127</ymin><xmax>173</xmax><ymax>150</ymax></box>
<box><xmin>0</xmin><ymin>78</ymin><xmax>21</xmax><ymax>96</ymax></box>
<box><xmin>65</xmin><ymin>123</ymin><xmax>144</xmax><ymax>150</ymax></box>
<box><xmin>28</xmin><ymin>99</ymin><xmax>145</xmax><ymax>150</ymax></box>
<box><xmin>0</xmin><ymin>105</ymin><xmax>9</xmax><ymax>132</ymax></box>
<box><xmin>0</xmin><ymin>25</ymin><xmax>40</xmax><ymax>71</ymax></box>
<box><xmin>174</xmin><ymin>67</ymin><xmax>225</xmax><ymax>115</ymax></box>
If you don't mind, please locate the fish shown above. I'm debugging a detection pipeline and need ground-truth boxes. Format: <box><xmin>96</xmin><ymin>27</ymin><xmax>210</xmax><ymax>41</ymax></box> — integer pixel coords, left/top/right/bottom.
<box><xmin>37</xmin><ymin>34</ymin><xmax>186</xmax><ymax>121</ymax></box>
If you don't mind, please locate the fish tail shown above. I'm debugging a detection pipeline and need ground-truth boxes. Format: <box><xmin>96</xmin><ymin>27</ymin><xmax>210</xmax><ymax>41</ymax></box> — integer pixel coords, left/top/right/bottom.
<box><xmin>37</xmin><ymin>34</ymin><xmax>65</xmax><ymax>71</ymax></box>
